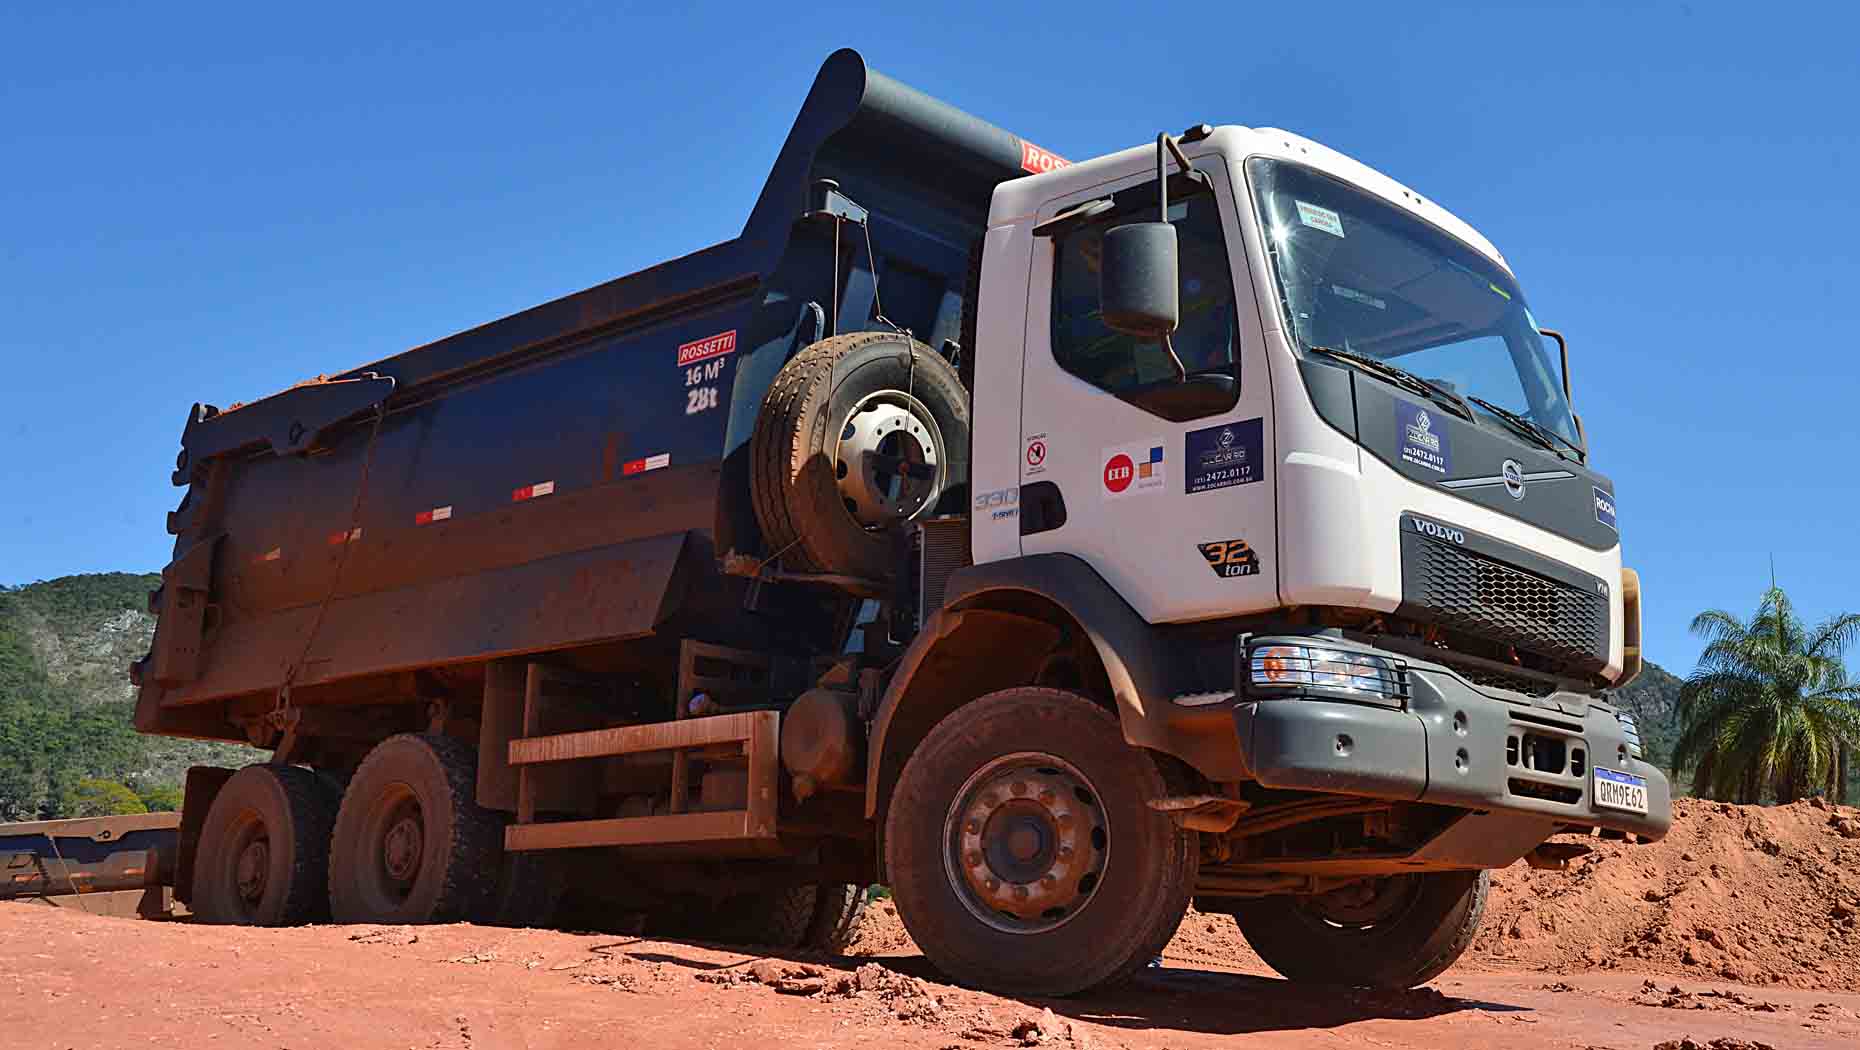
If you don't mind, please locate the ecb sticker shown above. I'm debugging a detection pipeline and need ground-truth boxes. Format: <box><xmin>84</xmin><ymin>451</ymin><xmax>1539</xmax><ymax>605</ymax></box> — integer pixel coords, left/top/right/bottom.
<box><xmin>1102</xmin><ymin>440</ymin><xmax>1165</xmax><ymax>498</ymax></box>
<box><xmin>1185</xmin><ymin>418</ymin><xmax>1264</xmax><ymax>495</ymax></box>
<box><xmin>675</xmin><ymin>330</ymin><xmax>737</xmax><ymax>367</ymax></box>
<box><xmin>1395</xmin><ymin>401</ymin><xmax>1451</xmax><ymax>474</ymax></box>
<box><xmin>1197</xmin><ymin>538</ymin><xmax>1260</xmax><ymax>579</ymax></box>
<box><xmin>1594</xmin><ymin>486</ymin><xmax>1618</xmax><ymax>531</ymax></box>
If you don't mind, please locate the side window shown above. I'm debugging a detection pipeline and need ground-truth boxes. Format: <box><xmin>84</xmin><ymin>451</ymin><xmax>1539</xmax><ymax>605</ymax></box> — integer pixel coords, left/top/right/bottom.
<box><xmin>1051</xmin><ymin>185</ymin><xmax>1238</xmax><ymax>396</ymax></box>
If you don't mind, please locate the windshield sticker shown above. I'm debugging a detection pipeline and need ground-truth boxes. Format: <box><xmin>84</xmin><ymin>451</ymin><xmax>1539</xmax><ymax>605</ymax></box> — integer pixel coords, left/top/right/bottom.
<box><xmin>1396</xmin><ymin>401</ymin><xmax>1451</xmax><ymax>474</ymax></box>
<box><xmin>1185</xmin><ymin>418</ymin><xmax>1264</xmax><ymax>495</ymax></box>
<box><xmin>1102</xmin><ymin>440</ymin><xmax>1165</xmax><ymax>499</ymax></box>
<box><xmin>1294</xmin><ymin>201</ymin><xmax>1345</xmax><ymax>238</ymax></box>
<box><xmin>1330</xmin><ymin>284</ymin><xmax>1386</xmax><ymax>310</ymax></box>
<box><xmin>1594</xmin><ymin>487</ymin><xmax>1617</xmax><ymax>530</ymax></box>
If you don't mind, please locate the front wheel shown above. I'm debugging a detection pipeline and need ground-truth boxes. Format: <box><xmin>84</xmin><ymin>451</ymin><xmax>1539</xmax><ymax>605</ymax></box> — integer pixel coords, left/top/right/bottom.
<box><xmin>884</xmin><ymin>688</ymin><xmax>1197</xmax><ymax>996</ymax></box>
<box><xmin>1231</xmin><ymin>870</ymin><xmax>1489</xmax><ymax>987</ymax></box>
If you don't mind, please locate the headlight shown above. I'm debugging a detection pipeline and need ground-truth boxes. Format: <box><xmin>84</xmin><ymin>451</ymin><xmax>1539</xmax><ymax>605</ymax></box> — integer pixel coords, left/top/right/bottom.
<box><xmin>1618</xmin><ymin>713</ymin><xmax>1643</xmax><ymax>759</ymax></box>
<box><xmin>1248</xmin><ymin>643</ymin><xmax>1407</xmax><ymax>703</ymax></box>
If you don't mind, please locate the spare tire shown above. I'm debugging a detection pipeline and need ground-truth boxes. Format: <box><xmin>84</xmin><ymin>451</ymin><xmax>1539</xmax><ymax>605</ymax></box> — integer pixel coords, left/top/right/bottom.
<box><xmin>751</xmin><ymin>331</ymin><xmax>968</xmax><ymax>580</ymax></box>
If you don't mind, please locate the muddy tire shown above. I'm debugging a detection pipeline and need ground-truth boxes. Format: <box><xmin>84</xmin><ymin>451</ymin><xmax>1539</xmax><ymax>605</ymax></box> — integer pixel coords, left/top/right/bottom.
<box><xmin>709</xmin><ymin>883</ymin><xmax>819</xmax><ymax>947</ymax></box>
<box><xmin>192</xmin><ymin>764</ymin><xmax>336</xmax><ymax>926</ymax></box>
<box><xmin>805</xmin><ymin>883</ymin><xmax>869</xmax><ymax>953</ymax></box>
<box><xmin>328</xmin><ymin>734</ymin><xmax>501</xmax><ymax>925</ymax></box>
<box><xmin>1232</xmin><ymin>870</ymin><xmax>1489</xmax><ymax>987</ymax></box>
<box><xmin>485</xmin><ymin>849</ymin><xmax>566</xmax><ymax>928</ymax></box>
<box><xmin>751</xmin><ymin>331</ymin><xmax>968</xmax><ymax>579</ymax></box>
<box><xmin>883</xmin><ymin>688</ymin><xmax>1197</xmax><ymax>996</ymax></box>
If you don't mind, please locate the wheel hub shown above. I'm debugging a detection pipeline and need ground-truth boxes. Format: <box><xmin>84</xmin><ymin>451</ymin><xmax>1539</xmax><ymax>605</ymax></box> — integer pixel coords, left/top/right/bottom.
<box><xmin>382</xmin><ymin>815</ymin><xmax>424</xmax><ymax>884</ymax></box>
<box><xmin>944</xmin><ymin>755</ymin><xmax>1108</xmax><ymax>933</ymax></box>
<box><xmin>234</xmin><ymin>839</ymin><xmax>269</xmax><ymax>903</ymax></box>
<box><xmin>833</xmin><ymin>393</ymin><xmax>944</xmax><ymax>528</ymax></box>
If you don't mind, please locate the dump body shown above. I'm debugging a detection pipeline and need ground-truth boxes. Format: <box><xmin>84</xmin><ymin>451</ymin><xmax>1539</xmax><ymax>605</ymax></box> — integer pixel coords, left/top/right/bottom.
<box><xmin>135</xmin><ymin>50</ymin><xmax>1060</xmax><ymax>743</ymax></box>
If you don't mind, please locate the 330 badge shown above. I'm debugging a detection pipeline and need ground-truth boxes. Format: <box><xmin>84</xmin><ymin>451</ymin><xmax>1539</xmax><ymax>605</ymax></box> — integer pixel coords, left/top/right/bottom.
<box><xmin>1196</xmin><ymin>538</ymin><xmax>1260</xmax><ymax>579</ymax></box>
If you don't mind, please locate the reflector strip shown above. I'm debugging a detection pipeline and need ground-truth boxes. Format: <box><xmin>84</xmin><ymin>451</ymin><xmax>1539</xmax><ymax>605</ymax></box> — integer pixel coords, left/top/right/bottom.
<box><xmin>512</xmin><ymin>480</ymin><xmax>556</xmax><ymax>502</ymax></box>
<box><xmin>327</xmin><ymin>528</ymin><xmax>362</xmax><ymax>545</ymax></box>
<box><xmin>622</xmin><ymin>453</ymin><xmax>671</xmax><ymax>476</ymax></box>
<box><xmin>256</xmin><ymin>547</ymin><xmax>282</xmax><ymax>563</ymax></box>
<box><xmin>414</xmin><ymin>506</ymin><xmax>453</xmax><ymax>525</ymax></box>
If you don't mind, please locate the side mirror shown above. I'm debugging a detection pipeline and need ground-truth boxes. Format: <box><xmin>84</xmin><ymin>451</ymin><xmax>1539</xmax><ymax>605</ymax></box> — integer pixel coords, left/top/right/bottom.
<box><xmin>1100</xmin><ymin>222</ymin><xmax>1179</xmax><ymax>338</ymax></box>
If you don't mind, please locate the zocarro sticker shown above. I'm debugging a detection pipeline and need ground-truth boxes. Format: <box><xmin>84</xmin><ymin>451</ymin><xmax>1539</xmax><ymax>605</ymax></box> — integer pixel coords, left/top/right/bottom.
<box><xmin>1395</xmin><ymin>401</ymin><xmax>1451</xmax><ymax>474</ymax></box>
<box><xmin>675</xmin><ymin>330</ymin><xmax>737</xmax><ymax>367</ymax></box>
<box><xmin>1185</xmin><ymin>418</ymin><xmax>1263</xmax><ymax>495</ymax></box>
<box><xmin>1594</xmin><ymin>486</ymin><xmax>1618</xmax><ymax>530</ymax></box>
<box><xmin>1197</xmin><ymin>538</ymin><xmax>1260</xmax><ymax>579</ymax></box>
<box><xmin>1101</xmin><ymin>440</ymin><xmax>1165</xmax><ymax>498</ymax></box>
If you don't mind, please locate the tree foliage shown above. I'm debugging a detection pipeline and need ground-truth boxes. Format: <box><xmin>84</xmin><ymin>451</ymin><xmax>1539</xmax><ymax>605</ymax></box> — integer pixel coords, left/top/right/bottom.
<box><xmin>1671</xmin><ymin>586</ymin><xmax>1860</xmax><ymax>803</ymax></box>
<box><xmin>0</xmin><ymin>574</ymin><xmax>253</xmax><ymax>821</ymax></box>
<box><xmin>64</xmin><ymin>777</ymin><xmax>148</xmax><ymax>817</ymax></box>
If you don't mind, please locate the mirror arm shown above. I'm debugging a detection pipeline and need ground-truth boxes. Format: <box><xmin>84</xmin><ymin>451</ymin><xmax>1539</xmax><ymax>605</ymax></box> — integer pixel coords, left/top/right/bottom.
<box><xmin>1539</xmin><ymin>327</ymin><xmax>1571</xmax><ymax>404</ymax></box>
<box><xmin>1161</xmin><ymin>333</ymin><xmax>1188</xmax><ymax>383</ymax></box>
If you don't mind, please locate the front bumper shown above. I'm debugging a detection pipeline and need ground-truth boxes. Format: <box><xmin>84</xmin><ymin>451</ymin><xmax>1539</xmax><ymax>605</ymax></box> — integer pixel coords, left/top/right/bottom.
<box><xmin>1231</xmin><ymin>636</ymin><xmax>1673</xmax><ymax>842</ymax></box>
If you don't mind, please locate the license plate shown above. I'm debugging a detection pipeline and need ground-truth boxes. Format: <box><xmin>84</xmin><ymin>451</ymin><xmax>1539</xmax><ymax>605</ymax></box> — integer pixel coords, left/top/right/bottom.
<box><xmin>1593</xmin><ymin>767</ymin><xmax>1648</xmax><ymax>814</ymax></box>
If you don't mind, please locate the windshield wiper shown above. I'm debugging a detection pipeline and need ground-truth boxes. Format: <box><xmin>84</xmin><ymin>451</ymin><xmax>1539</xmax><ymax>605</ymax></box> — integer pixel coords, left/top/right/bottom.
<box><xmin>1307</xmin><ymin>345</ymin><xmax>1474</xmax><ymax>420</ymax></box>
<box><xmin>1464</xmin><ymin>395</ymin><xmax>1585</xmax><ymax>461</ymax></box>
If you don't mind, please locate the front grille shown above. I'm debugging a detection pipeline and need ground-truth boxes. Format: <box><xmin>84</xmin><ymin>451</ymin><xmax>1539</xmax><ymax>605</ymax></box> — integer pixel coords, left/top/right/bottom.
<box><xmin>1451</xmin><ymin>661</ymin><xmax>1558</xmax><ymax>697</ymax></box>
<box><xmin>1400</xmin><ymin>525</ymin><xmax>1608</xmax><ymax>674</ymax></box>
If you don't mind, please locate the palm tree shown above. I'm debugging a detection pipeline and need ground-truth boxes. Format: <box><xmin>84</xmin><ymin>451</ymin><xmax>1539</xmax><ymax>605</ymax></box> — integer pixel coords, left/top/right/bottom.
<box><xmin>1671</xmin><ymin>586</ymin><xmax>1860</xmax><ymax>804</ymax></box>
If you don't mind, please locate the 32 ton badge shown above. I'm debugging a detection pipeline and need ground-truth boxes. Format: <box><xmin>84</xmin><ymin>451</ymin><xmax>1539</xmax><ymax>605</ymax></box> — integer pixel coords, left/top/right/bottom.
<box><xmin>1197</xmin><ymin>538</ymin><xmax>1260</xmax><ymax>579</ymax></box>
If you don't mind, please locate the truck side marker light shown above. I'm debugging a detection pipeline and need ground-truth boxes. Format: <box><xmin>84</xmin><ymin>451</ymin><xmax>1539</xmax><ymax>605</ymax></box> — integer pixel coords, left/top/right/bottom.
<box><xmin>327</xmin><ymin>528</ymin><xmax>362</xmax><ymax>545</ymax></box>
<box><xmin>622</xmin><ymin>453</ymin><xmax>671</xmax><ymax>476</ymax></box>
<box><xmin>254</xmin><ymin>547</ymin><xmax>283</xmax><ymax>563</ymax></box>
<box><xmin>414</xmin><ymin>505</ymin><xmax>453</xmax><ymax>525</ymax></box>
<box><xmin>512</xmin><ymin>481</ymin><xmax>556</xmax><ymax>502</ymax></box>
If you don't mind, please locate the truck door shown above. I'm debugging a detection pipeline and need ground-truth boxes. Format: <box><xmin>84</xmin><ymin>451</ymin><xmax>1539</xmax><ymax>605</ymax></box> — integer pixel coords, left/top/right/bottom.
<box><xmin>1017</xmin><ymin>156</ymin><xmax>1280</xmax><ymax>623</ymax></box>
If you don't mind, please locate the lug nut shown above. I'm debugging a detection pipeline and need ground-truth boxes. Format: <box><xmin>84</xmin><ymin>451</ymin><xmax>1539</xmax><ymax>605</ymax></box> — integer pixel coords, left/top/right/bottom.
<box><xmin>1014</xmin><ymin>886</ymin><xmax>1029</xmax><ymax>900</ymax></box>
<box><xmin>985</xmin><ymin>878</ymin><xmax>999</xmax><ymax>891</ymax></box>
<box><xmin>967</xmin><ymin>851</ymin><xmax>981</xmax><ymax>866</ymax></box>
<box><xmin>1010</xmin><ymin>781</ymin><xmax>1027</xmax><ymax>797</ymax></box>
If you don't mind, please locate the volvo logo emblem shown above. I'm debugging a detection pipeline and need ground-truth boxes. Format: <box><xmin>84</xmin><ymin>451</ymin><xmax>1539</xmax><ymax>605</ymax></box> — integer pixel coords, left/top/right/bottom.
<box><xmin>1410</xmin><ymin>518</ymin><xmax>1466</xmax><ymax>545</ymax></box>
<box><xmin>1501</xmin><ymin>459</ymin><xmax>1526</xmax><ymax>501</ymax></box>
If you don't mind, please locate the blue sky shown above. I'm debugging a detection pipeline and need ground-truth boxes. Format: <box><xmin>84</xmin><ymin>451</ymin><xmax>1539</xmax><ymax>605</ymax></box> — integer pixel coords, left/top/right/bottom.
<box><xmin>2</xmin><ymin>1</ymin><xmax>1855</xmax><ymax>675</ymax></box>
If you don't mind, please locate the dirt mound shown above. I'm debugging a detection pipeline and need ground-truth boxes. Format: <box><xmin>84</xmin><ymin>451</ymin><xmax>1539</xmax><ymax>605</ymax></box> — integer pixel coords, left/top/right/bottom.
<box><xmin>851</xmin><ymin>798</ymin><xmax>1860</xmax><ymax>991</ymax></box>
<box><xmin>1472</xmin><ymin>797</ymin><xmax>1860</xmax><ymax>987</ymax></box>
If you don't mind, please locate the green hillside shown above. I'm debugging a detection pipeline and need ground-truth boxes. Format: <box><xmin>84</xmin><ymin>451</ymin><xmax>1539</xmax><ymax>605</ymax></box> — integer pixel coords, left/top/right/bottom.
<box><xmin>0</xmin><ymin>573</ymin><xmax>254</xmax><ymax>820</ymax></box>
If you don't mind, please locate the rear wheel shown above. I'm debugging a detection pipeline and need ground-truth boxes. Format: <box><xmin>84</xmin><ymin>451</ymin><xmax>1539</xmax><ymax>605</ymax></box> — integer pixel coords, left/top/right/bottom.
<box><xmin>1232</xmin><ymin>870</ymin><xmax>1488</xmax><ymax>987</ymax></box>
<box><xmin>884</xmin><ymin>688</ymin><xmax>1197</xmax><ymax>996</ymax></box>
<box><xmin>192</xmin><ymin>764</ymin><xmax>336</xmax><ymax>926</ymax></box>
<box><xmin>328</xmin><ymin>734</ymin><xmax>501</xmax><ymax>924</ymax></box>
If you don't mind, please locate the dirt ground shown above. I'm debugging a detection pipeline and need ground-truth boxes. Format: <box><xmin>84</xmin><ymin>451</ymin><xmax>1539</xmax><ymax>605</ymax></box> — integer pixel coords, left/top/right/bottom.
<box><xmin>7</xmin><ymin>797</ymin><xmax>1860</xmax><ymax>1050</ymax></box>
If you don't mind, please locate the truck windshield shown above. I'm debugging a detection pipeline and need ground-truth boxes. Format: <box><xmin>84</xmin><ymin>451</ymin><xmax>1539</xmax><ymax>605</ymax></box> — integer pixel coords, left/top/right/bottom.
<box><xmin>1247</xmin><ymin>158</ymin><xmax>1580</xmax><ymax>447</ymax></box>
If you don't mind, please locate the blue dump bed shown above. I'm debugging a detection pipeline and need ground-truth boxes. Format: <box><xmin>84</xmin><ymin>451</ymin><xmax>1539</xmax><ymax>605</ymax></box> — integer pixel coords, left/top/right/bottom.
<box><xmin>134</xmin><ymin>49</ymin><xmax>1061</xmax><ymax>743</ymax></box>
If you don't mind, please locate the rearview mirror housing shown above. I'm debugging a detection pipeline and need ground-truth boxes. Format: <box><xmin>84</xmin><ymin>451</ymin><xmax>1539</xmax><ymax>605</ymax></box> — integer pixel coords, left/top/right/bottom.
<box><xmin>1100</xmin><ymin>222</ymin><xmax>1179</xmax><ymax>338</ymax></box>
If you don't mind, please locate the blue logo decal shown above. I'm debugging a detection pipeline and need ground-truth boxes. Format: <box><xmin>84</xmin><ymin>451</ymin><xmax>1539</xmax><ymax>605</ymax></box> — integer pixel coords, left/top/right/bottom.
<box><xmin>1396</xmin><ymin>401</ymin><xmax>1450</xmax><ymax>474</ymax></box>
<box><xmin>1185</xmin><ymin>418</ymin><xmax>1264</xmax><ymax>495</ymax></box>
<box><xmin>1594</xmin><ymin>486</ymin><xmax>1617</xmax><ymax>530</ymax></box>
